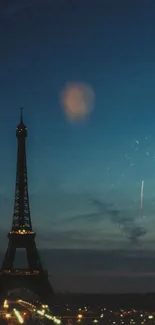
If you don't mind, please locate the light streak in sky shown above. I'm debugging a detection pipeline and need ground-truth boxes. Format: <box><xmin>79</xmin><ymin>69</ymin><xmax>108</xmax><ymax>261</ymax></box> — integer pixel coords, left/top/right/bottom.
<box><xmin>140</xmin><ymin>180</ymin><xmax>144</xmax><ymax>216</ymax></box>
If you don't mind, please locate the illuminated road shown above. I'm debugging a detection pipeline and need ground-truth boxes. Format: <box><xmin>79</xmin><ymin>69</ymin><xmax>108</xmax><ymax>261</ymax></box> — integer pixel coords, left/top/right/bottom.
<box><xmin>1</xmin><ymin>299</ymin><xmax>102</xmax><ymax>324</ymax></box>
<box><xmin>0</xmin><ymin>299</ymin><xmax>61</xmax><ymax>324</ymax></box>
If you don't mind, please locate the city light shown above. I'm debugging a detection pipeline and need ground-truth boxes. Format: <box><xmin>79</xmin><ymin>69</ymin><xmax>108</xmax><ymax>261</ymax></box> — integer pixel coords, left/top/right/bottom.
<box><xmin>77</xmin><ymin>314</ymin><xmax>83</xmax><ymax>319</ymax></box>
<box><xmin>5</xmin><ymin>313</ymin><xmax>11</xmax><ymax>318</ymax></box>
<box><xmin>2</xmin><ymin>298</ymin><xmax>155</xmax><ymax>325</ymax></box>
<box><xmin>37</xmin><ymin>309</ymin><xmax>61</xmax><ymax>324</ymax></box>
<box><xmin>13</xmin><ymin>308</ymin><xmax>24</xmax><ymax>324</ymax></box>
<box><xmin>3</xmin><ymin>300</ymin><xmax>9</xmax><ymax>308</ymax></box>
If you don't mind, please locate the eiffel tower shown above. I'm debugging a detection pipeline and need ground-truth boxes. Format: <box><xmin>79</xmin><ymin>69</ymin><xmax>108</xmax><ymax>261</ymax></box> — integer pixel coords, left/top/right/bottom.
<box><xmin>0</xmin><ymin>109</ymin><xmax>54</xmax><ymax>304</ymax></box>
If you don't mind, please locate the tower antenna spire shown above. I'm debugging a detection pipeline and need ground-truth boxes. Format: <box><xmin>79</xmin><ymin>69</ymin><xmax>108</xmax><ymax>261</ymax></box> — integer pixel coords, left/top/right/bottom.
<box><xmin>20</xmin><ymin>107</ymin><xmax>23</xmax><ymax>123</ymax></box>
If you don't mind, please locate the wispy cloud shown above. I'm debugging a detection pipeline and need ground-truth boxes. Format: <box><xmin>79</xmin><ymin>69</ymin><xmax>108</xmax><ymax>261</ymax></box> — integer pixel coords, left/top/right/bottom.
<box><xmin>91</xmin><ymin>198</ymin><xmax>147</xmax><ymax>244</ymax></box>
<box><xmin>63</xmin><ymin>198</ymin><xmax>147</xmax><ymax>245</ymax></box>
<box><xmin>36</xmin><ymin>228</ymin><xmax>100</xmax><ymax>249</ymax></box>
<box><xmin>128</xmin><ymin>227</ymin><xmax>147</xmax><ymax>244</ymax></box>
<box><xmin>68</xmin><ymin>212</ymin><xmax>100</xmax><ymax>222</ymax></box>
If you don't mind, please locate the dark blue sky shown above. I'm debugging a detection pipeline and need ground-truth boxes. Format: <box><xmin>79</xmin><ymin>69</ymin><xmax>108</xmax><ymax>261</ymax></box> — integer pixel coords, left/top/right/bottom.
<box><xmin>0</xmin><ymin>0</ymin><xmax>155</xmax><ymax>293</ymax></box>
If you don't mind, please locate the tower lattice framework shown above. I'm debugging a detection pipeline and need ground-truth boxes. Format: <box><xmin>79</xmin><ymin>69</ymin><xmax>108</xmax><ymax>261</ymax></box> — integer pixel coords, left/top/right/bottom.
<box><xmin>0</xmin><ymin>109</ymin><xmax>54</xmax><ymax>304</ymax></box>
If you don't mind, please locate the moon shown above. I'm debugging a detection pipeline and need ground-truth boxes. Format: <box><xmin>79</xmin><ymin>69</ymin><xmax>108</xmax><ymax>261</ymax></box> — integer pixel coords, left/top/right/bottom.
<box><xmin>61</xmin><ymin>82</ymin><xmax>95</xmax><ymax>122</ymax></box>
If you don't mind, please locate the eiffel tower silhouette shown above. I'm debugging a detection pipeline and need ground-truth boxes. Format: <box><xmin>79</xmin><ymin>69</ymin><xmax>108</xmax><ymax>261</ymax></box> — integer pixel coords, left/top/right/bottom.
<box><xmin>0</xmin><ymin>109</ymin><xmax>54</xmax><ymax>304</ymax></box>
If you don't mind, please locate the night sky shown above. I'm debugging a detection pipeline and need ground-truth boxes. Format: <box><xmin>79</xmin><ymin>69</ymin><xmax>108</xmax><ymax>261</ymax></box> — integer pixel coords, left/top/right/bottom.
<box><xmin>0</xmin><ymin>0</ymin><xmax>155</xmax><ymax>293</ymax></box>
